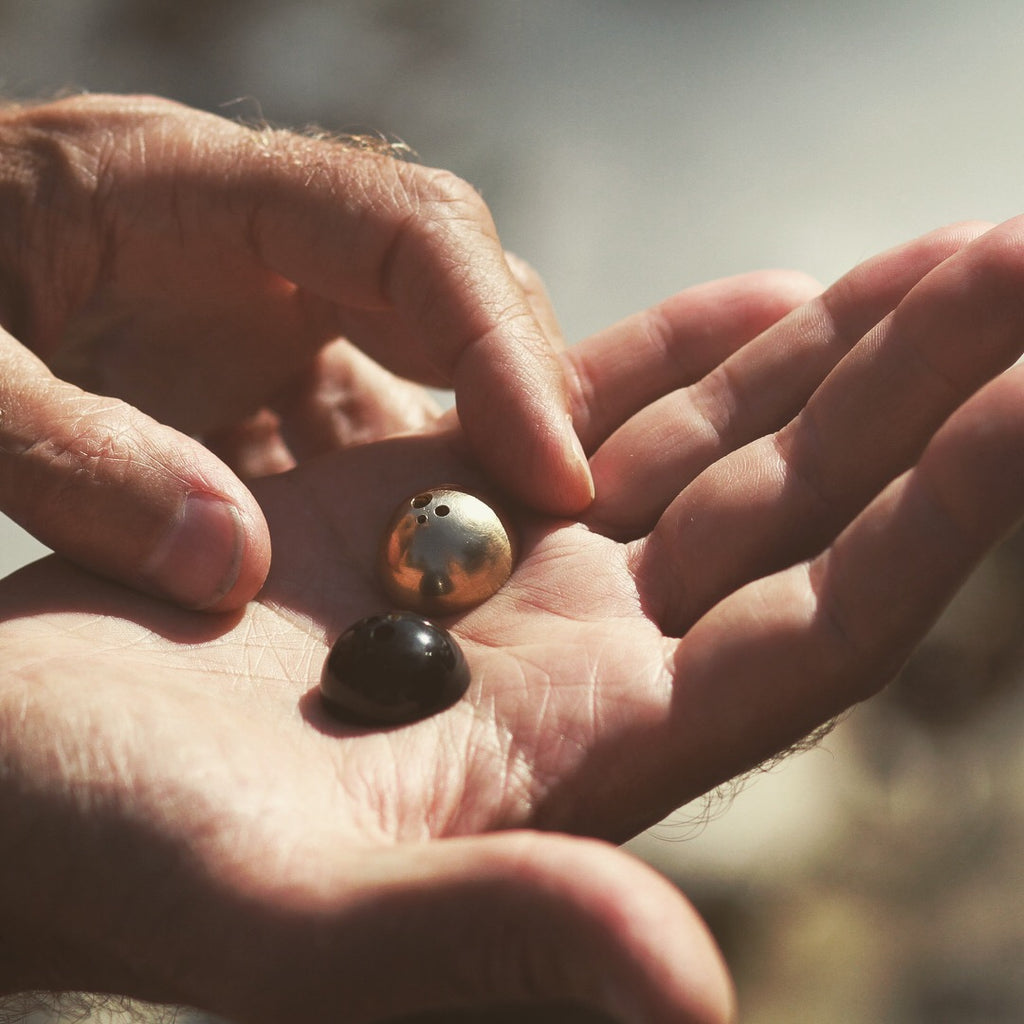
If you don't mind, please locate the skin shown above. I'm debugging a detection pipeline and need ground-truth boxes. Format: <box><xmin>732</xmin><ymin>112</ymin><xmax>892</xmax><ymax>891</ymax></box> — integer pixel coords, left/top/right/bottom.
<box><xmin>0</xmin><ymin>94</ymin><xmax>593</xmax><ymax>613</ymax></box>
<box><xmin>3</xmin><ymin>213</ymin><xmax>1024</xmax><ymax>1021</ymax></box>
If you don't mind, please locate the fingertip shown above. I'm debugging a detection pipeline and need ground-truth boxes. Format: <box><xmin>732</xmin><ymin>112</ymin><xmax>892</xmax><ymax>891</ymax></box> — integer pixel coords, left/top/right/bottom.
<box><xmin>475</xmin><ymin>421</ymin><xmax>594</xmax><ymax>519</ymax></box>
<box><xmin>219</xmin><ymin>497</ymin><xmax>272</xmax><ymax>608</ymax></box>
<box><xmin>455</xmin><ymin>359</ymin><xmax>594</xmax><ymax>518</ymax></box>
<box><xmin>548</xmin><ymin>418</ymin><xmax>597</xmax><ymax>516</ymax></box>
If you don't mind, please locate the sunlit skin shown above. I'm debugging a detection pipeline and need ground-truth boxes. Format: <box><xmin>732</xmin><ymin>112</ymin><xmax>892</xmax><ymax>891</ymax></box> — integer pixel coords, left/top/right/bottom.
<box><xmin>0</xmin><ymin>94</ymin><xmax>592</xmax><ymax>616</ymax></box>
<box><xmin>4</xmin><ymin>212</ymin><xmax>1024</xmax><ymax>1022</ymax></box>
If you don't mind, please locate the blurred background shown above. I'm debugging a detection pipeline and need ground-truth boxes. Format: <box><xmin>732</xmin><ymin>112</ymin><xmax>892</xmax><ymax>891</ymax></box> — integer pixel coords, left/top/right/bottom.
<box><xmin>2</xmin><ymin>1</ymin><xmax>1024</xmax><ymax>1021</ymax></box>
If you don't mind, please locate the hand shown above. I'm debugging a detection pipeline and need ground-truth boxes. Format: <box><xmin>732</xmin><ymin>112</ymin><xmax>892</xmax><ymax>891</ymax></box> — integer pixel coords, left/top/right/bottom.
<box><xmin>578</xmin><ymin>216</ymin><xmax>1024</xmax><ymax>798</ymax></box>
<box><xmin>0</xmin><ymin>270</ymin><xmax>810</xmax><ymax>1024</ymax></box>
<box><xmin>0</xmin><ymin>94</ymin><xmax>591</xmax><ymax>612</ymax></box>
<box><xmin>4</xmin><ymin>212</ymin><xmax>1024</xmax><ymax>1024</ymax></box>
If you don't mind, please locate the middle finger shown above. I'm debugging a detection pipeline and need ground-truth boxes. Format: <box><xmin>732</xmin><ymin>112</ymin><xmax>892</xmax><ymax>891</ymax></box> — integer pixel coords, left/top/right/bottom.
<box><xmin>638</xmin><ymin>216</ymin><xmax>1024</xmax><ymax>637</ymax></box>
<box><xmin>589</xmin><ymin>221</ymin><xmax>990</xmax><ymax>538</ymax></box>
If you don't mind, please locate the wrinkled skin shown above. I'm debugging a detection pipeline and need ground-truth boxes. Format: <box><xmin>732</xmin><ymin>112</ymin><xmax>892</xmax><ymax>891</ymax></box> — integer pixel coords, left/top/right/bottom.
<box><xmin>0</xmin><ymin>95</ymin><xmax>591</xmax><ymax>613</ymax></box>
<box><xmin>5</xmin><ymin>215</ymin><xmax>1024</xmax><ymax>1022</ymax></box>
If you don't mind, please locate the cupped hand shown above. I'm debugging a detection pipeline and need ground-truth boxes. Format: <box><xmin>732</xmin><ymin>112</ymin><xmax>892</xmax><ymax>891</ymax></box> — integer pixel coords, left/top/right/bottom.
<box><xmin>4</xmin><ymin>216</ymin><xmax>1024</xmax><ymax>1023</ymax></box>
<box><xmin>0</xmin><ymin>93</ymin><xmax>590</xmax><ymax>612</ymax></box>
<box><xmin>0</xmin><ymin>270</ymin><xmax>812</xmax><ymax>1024</ymax></box>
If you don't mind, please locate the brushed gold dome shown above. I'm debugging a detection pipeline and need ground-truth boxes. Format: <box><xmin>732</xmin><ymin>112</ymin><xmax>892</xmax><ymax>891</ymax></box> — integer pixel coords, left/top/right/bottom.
<box><xmin>378</xmin><ymin>487</ymin><xmax>516</xmax><ymax>615</ymax></box>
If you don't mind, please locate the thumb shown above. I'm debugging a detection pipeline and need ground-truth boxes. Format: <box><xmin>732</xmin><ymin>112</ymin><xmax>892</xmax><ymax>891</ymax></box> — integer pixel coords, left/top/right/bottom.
<box><xmin>0</xmin><ymin>336</ymin><xmax>269</xmax><ymax>609</ymax></box>
<box><xmin>207</xmin><ymin>832</ymin><xmax>736</xmax><ymax>1024</ymax></box>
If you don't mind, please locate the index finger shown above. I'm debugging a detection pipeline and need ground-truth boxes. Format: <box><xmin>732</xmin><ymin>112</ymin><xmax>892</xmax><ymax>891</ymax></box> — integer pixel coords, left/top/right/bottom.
<box><xmin>40</xmin><ymin>94</ymin><xmax>591</xmax><ymax>515</ymax></box>
<box><xmin>219</xmin><ymin>118</ymin><xmax>594</xmax><ymax>515</ymax></box>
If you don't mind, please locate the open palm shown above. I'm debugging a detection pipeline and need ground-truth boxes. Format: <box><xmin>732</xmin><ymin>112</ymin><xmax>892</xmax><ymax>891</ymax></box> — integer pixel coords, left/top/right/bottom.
<box><xmin>1</xmin><ymin>406</ymin><xmax>739</xmax><ymax>1024</ymax></box>
<box><xmin>5</xmin><ymin>218</ymin><xmax>1024</xmax><ymax>1024</ymax></box>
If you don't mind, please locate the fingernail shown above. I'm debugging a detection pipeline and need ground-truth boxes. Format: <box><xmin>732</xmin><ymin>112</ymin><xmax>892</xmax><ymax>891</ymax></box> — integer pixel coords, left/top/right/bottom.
<box><xmin>146</xmin><ymin>493</ymin><xmax>245</xmax><ymax>610</ymax></box>
<box><xmin>566</xmin><ymin>418</ymin><xmax>596</xmax><ymax>506</ymax></box>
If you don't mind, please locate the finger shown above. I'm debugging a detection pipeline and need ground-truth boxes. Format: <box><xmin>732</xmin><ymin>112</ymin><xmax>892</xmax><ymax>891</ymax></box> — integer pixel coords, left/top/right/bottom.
<box><xmin>658</xmin><ymin>360</ymin><xmax>1024</xmax><ymax>798</ymax></box>
<box><xmin>636</xmin><ymin>220</ymin><xmax>1015</xmax><ymax>632</ymax></box>
<box><xmin>271</xmin><ymin>338</ymin><xmax>442</xmax><ymax>460</ymax></box>
<box><xmin>591</xmin><ymin>222</ymin><xmax>991</xmax><ymax>537</ymax></box>
<box><xmin>566</xmin><ymin>270</ymin><xmax>821</xmax><ymax>455</ymax></box>
<box><xmin>505</xmin><ymin>250</ymin><xmax>567</xmax><ymax>351</ymax></box>
<box><xmin>205</xmin><ymin>408</ymin><xmax>297</xmax><ymax>480</ymax></box>
<box><xmin>0</xmin><ymin>333</ymin><xmax>269</xmax><ymax>610</ymax></box>
<box><xmin>209</xmin><ymin>116</ymin><xmax>593</xmax><ymax>515</ymax></box>
<box><xmin>197</xmin><ymin>833</ymin><xmax>735</xmax><ymax>1024</ymax></box>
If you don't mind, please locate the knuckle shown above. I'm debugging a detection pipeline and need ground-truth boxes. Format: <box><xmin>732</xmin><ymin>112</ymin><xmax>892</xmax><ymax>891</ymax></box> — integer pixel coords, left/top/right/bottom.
<box><xmin>376</xmin><ymin>164</ymin><xmax>499</xmax><ymax>323</ymax></box>
<box><xmin>0</xmin><ymin>100</ymin><xmax>173</xmax><ymax>345</ymax></box>
<box><xmin>393</xmin><ymin>163</ymin><xmax>494</xmax><ymax>250</ymax></box>
<box><xmin>401</xmin><ymin>162</ymin><xmax>484</xmax><ymax>214</ymax></box>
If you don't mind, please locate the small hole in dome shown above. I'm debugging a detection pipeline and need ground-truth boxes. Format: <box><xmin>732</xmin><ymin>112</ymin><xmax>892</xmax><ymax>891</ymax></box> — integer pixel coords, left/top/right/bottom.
<box><xmin>436</xmin><ymin>505</ymin><xmax>450</xmax><ymax>517</ymax></box>
<box><xmin>412</xmin><ymin>494</ymin><xmax>432</xmax><ymax>508</ymax></box>
<box><xmin>417</xmin><ymin>514</ymin><xmax>428</xmax><ymax>524</ymax></box>
<box><xmin>371</xmin><ymin>624</ymin><xmax>395</xmax><ymax>642</ymax></box>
